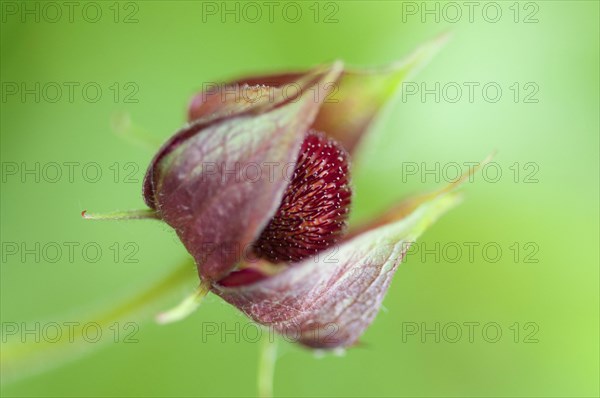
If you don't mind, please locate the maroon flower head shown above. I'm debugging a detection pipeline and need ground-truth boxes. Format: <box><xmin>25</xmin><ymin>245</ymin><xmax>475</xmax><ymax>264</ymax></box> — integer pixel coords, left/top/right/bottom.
<box><xmin>137</xmin><ymin>34</ymin><xmax>469</xmax><ymax>348</ymax></box>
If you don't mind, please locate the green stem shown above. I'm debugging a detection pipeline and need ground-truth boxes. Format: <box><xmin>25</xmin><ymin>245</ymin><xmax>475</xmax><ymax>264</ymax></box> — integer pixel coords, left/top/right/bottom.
<box><xmin>258</xmin><ymin>329</ymin><xmax>278</xmax><ymax>398</ymax></box>
<box><xmin>110</xmin><ymin>111</ymin><xmax>163</xmax><ymax>151</ymax></box>
<box><xmin>1</xmin><ymin>259</ymin><xmax>197</xmax><ymax>385</ymax></box>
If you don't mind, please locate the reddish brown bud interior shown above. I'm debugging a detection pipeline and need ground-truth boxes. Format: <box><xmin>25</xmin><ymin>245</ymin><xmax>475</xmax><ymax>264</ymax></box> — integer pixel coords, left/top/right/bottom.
<box><xmin>217</xmin><ymin>268</ymin><xmax>267</xmax><ymax>288</ymax></box>
<box><xmin>217</xmin><ymin>130</ymin><xmax>352</xmax><ymax>287</ymax></box>
<box><xmin>252</xmin><ymin>130</ymin><xmax>352</xmax><ymax>264</ymax></box>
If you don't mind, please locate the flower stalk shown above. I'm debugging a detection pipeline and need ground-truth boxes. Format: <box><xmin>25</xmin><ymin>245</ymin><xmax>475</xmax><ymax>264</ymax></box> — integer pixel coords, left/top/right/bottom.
<box><xmin>258</xmin><ymin>330</ymin><xmax>278</xmax><ymax>398</ymax></box>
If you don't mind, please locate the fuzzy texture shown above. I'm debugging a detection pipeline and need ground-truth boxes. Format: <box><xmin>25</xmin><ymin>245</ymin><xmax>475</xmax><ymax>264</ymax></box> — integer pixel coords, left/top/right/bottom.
<box><xmin>253</xmin><ymin>130</ymin><xmax>351</xmax><ymax>264</ymax></box>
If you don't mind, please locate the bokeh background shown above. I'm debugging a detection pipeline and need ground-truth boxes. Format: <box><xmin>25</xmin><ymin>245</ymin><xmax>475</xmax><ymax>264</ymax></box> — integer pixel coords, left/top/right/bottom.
<box><xmin>1</xmin><ymin>1</ymin><xmax>598</xmax><ymax>396</ymax></box>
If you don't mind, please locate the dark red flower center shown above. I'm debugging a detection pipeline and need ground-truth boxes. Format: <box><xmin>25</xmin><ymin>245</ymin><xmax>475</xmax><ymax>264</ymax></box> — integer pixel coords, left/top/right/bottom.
<box><xmin>253</xmin><ymin>130</ymin><xmax>352</xmax><ymax>263</ymax></box>
<box><xmin>218</xmin><ymin>130</ymin><xmax>351</xmax><ymax>286</ymax></box>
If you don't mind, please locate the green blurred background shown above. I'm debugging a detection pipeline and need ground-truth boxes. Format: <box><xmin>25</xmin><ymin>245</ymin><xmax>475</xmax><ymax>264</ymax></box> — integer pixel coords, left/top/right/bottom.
<box><xmin>1</xmin><ymin>0</ymin><xmax>598</xmax><ymax>396</ymax></box>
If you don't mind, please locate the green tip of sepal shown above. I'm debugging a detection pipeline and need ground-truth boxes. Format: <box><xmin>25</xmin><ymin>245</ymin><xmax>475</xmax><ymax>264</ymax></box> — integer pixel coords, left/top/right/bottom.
<box><xmin>81</xmin><ymin>209</ymin><xmax>159</xmax><ymax>221</ymax></box>
<box><xmin>155</xmin><ymin>281</ymin><xmax>211</xmax><ymax>325</ymax></box>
